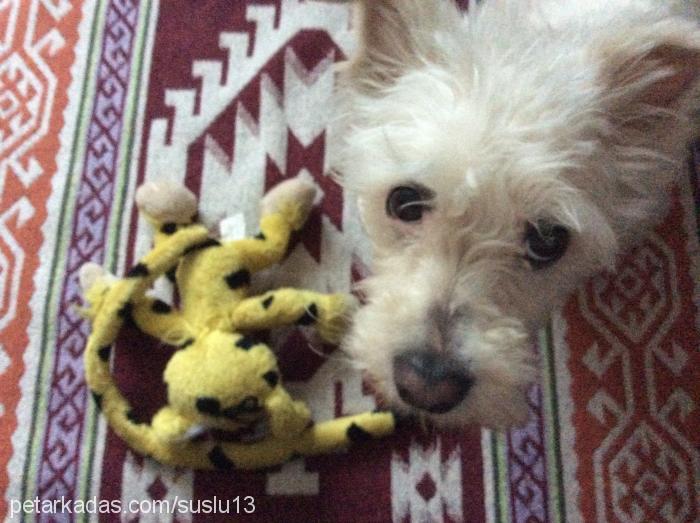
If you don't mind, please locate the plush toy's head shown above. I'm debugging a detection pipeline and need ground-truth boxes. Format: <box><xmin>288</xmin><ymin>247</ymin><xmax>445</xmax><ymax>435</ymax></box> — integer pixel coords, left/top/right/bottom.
<box><xmin>165</xmin><ymin>331</ymin><xmax>280</xmax><ymax>431</ymax></box>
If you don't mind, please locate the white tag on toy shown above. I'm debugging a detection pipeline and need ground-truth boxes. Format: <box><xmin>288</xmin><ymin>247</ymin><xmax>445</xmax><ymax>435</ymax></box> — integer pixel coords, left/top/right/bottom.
<box><xmin>219</xmin><ymin>213</ymin><xmax>247</xmax><ymax>241</ymax></box>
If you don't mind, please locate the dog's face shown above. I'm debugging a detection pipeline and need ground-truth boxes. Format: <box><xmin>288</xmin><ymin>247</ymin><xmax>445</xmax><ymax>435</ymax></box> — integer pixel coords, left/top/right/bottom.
<box><xmin>333</xmin><ymin>0</ymin><xmax>700</xmax><ymax>428</ymax></box>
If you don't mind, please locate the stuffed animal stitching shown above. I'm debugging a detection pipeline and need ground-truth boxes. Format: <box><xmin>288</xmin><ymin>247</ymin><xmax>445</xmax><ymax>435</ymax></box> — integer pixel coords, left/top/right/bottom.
<box><xmin>80</xmin><ymin>178</ymin><xmax>394</xmax><ymax>470</ymax></box>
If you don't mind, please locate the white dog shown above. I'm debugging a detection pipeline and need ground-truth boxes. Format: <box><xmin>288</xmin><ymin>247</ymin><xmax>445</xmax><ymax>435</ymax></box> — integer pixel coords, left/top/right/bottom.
<box><xmin>329</xmin><ymin>0</ymin><xmax>700</xmax><ymax>429</ymax></box>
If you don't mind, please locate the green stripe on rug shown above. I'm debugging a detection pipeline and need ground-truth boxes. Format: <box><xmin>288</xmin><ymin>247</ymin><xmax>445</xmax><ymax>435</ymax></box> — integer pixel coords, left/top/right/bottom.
<box><xmin>490</xmin><ymin>429</ymin><xmax>511</xmax><ymax>522</ymax></box>
<box><xmin>542</xmin><ymin>323</ymin><xmax>566</xmax><ymax>523</ymax></box>
<box><xmin>19</xmin><ymin>2</ymin><xmax>107</xmax><ymax>506</ymax></box>
<box><xmin>77</xmin><ymin>0</ymin><xmax>156</xmax><ymax>511</ymax></box>
<box><xmin>489</xmin><ymin>325</ymin><xmax>568</xmax><ymax>523</ymax></box>
<box><xmin>489</xmin><ymin>431</ymin><xmax>501</xmax><ymax>522</ymax></box>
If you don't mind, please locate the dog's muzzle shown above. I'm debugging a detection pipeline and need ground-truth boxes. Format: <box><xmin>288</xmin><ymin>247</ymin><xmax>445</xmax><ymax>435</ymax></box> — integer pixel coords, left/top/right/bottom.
<box><xmin>393</xmin><ymin>350</ymin><xmax>473</xmax><ymax>414</ymax></box>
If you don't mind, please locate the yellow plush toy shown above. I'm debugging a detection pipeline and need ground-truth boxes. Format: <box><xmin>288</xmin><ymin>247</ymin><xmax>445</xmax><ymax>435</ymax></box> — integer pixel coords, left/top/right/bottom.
<box><xmin>79</xmin><ymin>177</ymin><xmax>394</xmax><ymax>470</ymax></box>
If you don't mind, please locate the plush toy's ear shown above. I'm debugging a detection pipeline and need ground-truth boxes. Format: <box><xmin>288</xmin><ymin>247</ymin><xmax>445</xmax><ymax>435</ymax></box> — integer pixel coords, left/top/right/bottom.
<box><xmin>135</xmin><ymin>181</ymin><xmax>198</xmax><ymax>224</ymax></box>
<box><xmin>595</xmin><ymin>21</ymin><xmax>700</xmax><ymax>128</ymax></box>
<box><xmin>78</xmin><ymin>263</ymin><xmax>118</xmax><ymax>319</ymax></box>
<box><xmin>344</xmin><ymin>0</ymin><xmax>461</xmax><ymax>92</ymax></box>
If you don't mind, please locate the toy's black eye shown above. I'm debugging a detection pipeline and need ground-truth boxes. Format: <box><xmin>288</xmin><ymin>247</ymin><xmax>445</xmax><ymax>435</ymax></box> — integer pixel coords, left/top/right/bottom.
<box><xmin>240</xmin><ymin>396</ymin><xmax>260</xmax><ymax>412</ymax></box>
<box><xmin>386</xmin><ymin>186</ymin><xmax>432</xmax><ymax>222</ymax></box>
<box><xmin>524</xmin><ymin>221</ymin><xmax>570</xmax><ymax>269</ymax></box>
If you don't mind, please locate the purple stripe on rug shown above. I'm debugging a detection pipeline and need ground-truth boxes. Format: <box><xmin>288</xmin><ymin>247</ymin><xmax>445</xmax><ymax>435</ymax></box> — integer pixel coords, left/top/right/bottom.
<box><xmin>507</xmin><ymin>383</ymin><xmax>550</xmax><ymax>523</ymax></box>
<box><xmin>34</xmin><ymin>0</ymin><xmax>140</xmax><ymax>514</ymax></box>
<box><xmin>691</xmin><ymin>141</ymin><xmax>700</xmax><ymax>234</ymax></box>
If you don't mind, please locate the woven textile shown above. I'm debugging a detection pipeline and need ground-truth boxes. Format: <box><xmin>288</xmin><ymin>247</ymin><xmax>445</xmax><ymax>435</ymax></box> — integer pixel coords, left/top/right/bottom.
<box><xmin>2</xmin><ymin>1</ymin><xmax>698</xmax><ymax>522</ymax></box>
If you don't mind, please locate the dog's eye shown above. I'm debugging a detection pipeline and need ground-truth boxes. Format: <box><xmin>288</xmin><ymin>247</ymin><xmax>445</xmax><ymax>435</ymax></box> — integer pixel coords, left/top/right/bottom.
<box><xmin>524</xmin><ymin>221</ymin><xmax>570</xmax><ymax>269</ymax></box>
<box><xmin>386</xmin><ymin>186</ymin><xmax>432</xmax><ymax>222</ymax></box>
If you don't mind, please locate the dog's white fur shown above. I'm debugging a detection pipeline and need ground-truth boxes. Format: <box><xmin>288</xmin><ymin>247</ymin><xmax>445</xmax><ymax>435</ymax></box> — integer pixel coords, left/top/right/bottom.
<box><xmin>330</xmin><ymin>0</ymin><xmax>700</xmax><ymax>428</ymax></box>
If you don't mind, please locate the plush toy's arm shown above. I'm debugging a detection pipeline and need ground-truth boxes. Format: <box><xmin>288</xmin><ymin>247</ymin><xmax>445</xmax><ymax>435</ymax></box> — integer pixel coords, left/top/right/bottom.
<box><xmin>130</xmin><ymin>296</ymin><xmax>195</xmax><ymax>347</ymax></box>
<box><xmin>229</xmin><ymin>290</ymin><xmax>356</xmax><ymax>344</ymax></box>
<box><xmin>265</xmin><ymin>387</ymin><xmax>312</xmax><ymax>439</ymax></box>
<box><xmin>232</xmin><ymin>177</ymin><xmax>317</xmax><ymax>273</ymax></box>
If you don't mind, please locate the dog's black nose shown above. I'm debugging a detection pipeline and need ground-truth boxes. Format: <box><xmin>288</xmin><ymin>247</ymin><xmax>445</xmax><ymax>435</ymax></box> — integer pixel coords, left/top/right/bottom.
<box><xmin>393</xmin><ymin>350</ymin><xmax>473</xmax><ymax>414</ymax></box>
<box><xmin>195</xmin><ymin>397</ymin><xmax>221</xmax><ymax>416</ymax></box>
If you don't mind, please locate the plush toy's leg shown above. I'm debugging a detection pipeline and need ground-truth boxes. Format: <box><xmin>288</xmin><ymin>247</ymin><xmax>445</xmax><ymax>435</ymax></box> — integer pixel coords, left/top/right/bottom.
<box><xmin>260</xmin><ymin>176</ymin><xmax>317</xmax><ymax>229</ymax></box>
<box><xmin>264</xmin><ymin>387</ymin><xmax>311</xmax><ymax>439</ymax></box>
<box><xmin>230</xmin><ymin>289</ymin><xmax>356</xmax><ymax>344</ymax></box>
<box><xmin>130</xmin><ymin>296</ymin><xmax>195</xmax><ymax>347</ymax></box>
<box><xmin>234</xmin><ymin>178</ymin><xmax>317</xmax><ymax>273</ymax></box>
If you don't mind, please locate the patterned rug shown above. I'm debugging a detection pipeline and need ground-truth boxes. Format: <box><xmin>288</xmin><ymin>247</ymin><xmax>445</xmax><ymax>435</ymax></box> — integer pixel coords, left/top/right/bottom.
<box><xmin>2</xmin><ymin>1</ymin><xmax>699</xmax><ymax>522</ymax></box>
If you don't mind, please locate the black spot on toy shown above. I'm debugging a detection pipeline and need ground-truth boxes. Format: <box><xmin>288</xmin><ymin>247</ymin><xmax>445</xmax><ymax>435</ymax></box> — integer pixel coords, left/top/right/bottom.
<box><xmin>262</xmin><ymin>371</ymin><xmax>279</xmax><ymax>388</ymax></box>
<box><xmin>160</xmin><ymin>222</ymin><xmax>177</xmax><ymax>235</ymax></box>
<box><xmin>196</xmin><ymin>397</ymin><xmax>221</xmax><ymax>416</ymax></box>
<box><xmin>347</xmin><ymin>423</ymin><xmax>372</xmax><ymax>443</ymax></box>
<box><xmin>208</xmin><ymin>446</ymin><xmax>235</xmax><ymax>470</ymax></box>
<box><xmin>235</xmin><ymin>336</ymin><xmax>256</xmax><ymax>350</ymax></box>
<box><xmin>97</xmin><ymin>345</ymin><xmax>112</xmax><ymax>362</ymax></box>
<box><xmin>91</xmin><ymin>391</ymin><xmax>103</xmax><ymax>410</ymax></box>
<box><xmin>225</xmin><ymin>269</ymin><xmax>251</xmax><ymax>290</ymax></box>
<box><xmin>184</xmin><ymin>238</ymin><xmax>221</xmax><ymax>255</ymax></box>
<box><xmin>126</xmin><ymin>410</ymin><xmax>147</xmax><ymax>425</ymax></box>
<box><xmin>126</xmin><ymin>263</ymin><xmax>150</xmax><ymax>278</ymax></box>
<box><xmin>296</xmin><ymin>303</ymin><xmax>318</xmax><ymax>325</ymax></box>
<box><xmin>151</xmin><ymin>299</ymin><xmax>172</xmax><ymax>314</ymax></box>
<box><xmin>117</xmin><ymin>302</ymin><xmax>135</xmax><ymax>327</ymax></box>
<box><xmin>178</xmin><ymin>338</ymin><xmax>195</xmax><ymax>349</ymax></box>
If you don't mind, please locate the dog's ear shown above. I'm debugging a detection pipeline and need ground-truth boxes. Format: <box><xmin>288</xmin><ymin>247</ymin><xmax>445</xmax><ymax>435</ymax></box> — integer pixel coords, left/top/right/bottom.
<box><xmin>596</xmin><ymin>22</ymin><xmax>700</xmax><ymax>122</ymax></box>
<box><xmin>345</xmin><ymin>0</ymin><xmax>459</xmax><ymax>92</ymax></box>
